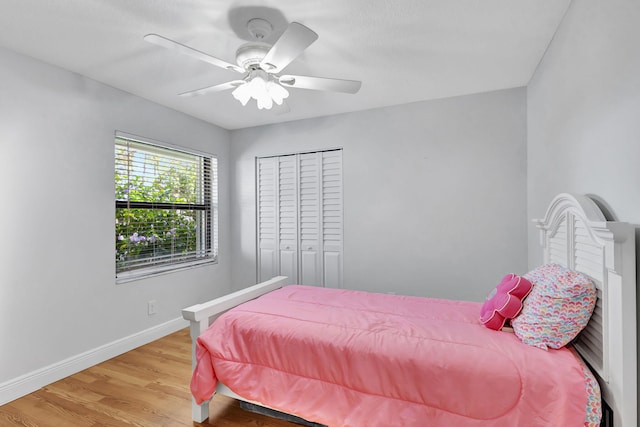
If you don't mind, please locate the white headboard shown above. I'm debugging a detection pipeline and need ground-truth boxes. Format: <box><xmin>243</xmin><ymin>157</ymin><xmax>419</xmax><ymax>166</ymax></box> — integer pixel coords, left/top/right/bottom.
<box><xmin>534</xmin><ymin>193</ymin><xmax>636</xmax><ymax>427</ymax></box>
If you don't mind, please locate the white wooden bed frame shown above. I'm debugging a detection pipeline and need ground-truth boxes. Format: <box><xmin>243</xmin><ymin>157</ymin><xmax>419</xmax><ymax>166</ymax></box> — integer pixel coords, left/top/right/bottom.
<box><xmin>182</xmin><ymin>193</ymin><xmax>637</xmax><ymax>427</ymax></box>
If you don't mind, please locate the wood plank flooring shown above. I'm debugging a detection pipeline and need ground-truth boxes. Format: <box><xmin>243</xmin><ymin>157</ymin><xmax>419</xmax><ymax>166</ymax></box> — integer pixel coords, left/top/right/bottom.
<box><xmin>0</xmin><ymin>328</ymin><xmax>298</xmax><ymax>427</ymax></box>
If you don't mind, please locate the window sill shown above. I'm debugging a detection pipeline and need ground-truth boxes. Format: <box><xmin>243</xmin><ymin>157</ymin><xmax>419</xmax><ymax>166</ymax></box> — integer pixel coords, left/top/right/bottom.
<box><xmin>116</xmin><ymin>257</ymin><xmax>217</xmax><ymax>284</ymax></box>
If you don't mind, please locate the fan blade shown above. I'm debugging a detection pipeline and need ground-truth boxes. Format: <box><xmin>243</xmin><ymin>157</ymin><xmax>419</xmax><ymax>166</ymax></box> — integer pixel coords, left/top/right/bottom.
<box><xmin>259</xmin><ymin>23</ymin><xmax>318</xmax><ymax>73</ymax></box>
<box><xmin>144</xmin><ymin>34</ymin><xmax>245</xmax><ymax>74</ymax></box>
<box><xmin>278</xmin><ymin>75</ymin><xmax>362</xmax><ymax>94</ymax></box>
<box><xmin>179</xmin><ymin>80</ymin><xmax>245</xmax><ymax>97</ymax></box>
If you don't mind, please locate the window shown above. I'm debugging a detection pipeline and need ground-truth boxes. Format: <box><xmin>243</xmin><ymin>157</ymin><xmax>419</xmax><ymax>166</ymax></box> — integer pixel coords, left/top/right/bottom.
<box><xmin>115</xmin><ymin>134</ymin><xmax>217</xmax><ymax>281</ymax></box>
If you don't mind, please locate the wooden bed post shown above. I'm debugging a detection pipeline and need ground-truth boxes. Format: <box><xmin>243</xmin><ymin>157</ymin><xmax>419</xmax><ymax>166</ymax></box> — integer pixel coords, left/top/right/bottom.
<box><xmin>188</xmin><ymin>319</ymin><xmax>210</xmax><ymax>423</ymax></box>
<box><xmin>181</xmin><ymin>276</ymin><xmax>289</xmax><ymax>422</ymax></box>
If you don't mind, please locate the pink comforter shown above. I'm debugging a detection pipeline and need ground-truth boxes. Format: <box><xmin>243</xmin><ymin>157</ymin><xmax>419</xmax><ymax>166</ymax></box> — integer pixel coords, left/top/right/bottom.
<box><xmin>191</xmin><ymin>286</ymin><xmax>596</xmax><ymax>426</ymax></box>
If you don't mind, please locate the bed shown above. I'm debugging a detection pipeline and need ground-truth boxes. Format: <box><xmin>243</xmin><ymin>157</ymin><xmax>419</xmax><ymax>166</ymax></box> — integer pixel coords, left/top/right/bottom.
<box><xmin>182</xmin><ymin>193</ymin><xmax>637</xmax><ymax>426</ymax></box>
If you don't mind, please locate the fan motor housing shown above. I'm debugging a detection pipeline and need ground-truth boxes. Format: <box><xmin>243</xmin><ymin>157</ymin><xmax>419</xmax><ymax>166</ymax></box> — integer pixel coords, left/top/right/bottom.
<box><xmin>236</xmin><ymin>43</ymin><xmax>270</xmax><ymax>69</ymax></box>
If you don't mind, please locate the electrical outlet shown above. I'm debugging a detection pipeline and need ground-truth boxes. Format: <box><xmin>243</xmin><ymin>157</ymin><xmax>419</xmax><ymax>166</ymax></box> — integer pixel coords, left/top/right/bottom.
<box><xmin>148</xmin><ymin>300</ymin><xmax>158</xmax><ymax>316</ymax></box>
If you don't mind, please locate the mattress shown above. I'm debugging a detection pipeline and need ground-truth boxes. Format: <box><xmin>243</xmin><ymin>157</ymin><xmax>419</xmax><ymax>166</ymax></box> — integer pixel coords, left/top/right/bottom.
<box><xmin>191</xmin><ymin>285</ymin><xmax>599</xmax><ymax>426</ymax></box>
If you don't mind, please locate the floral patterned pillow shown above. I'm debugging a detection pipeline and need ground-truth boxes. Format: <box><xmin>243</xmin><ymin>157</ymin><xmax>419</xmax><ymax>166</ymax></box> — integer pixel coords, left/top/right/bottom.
<box><xmin>480</xmin><ymin>274</ymin><xmax>533</xmax><ymax>330</ymax></box>
<box><xmin>511</xmin><ymin>264</ymin><xmax>597</xmax><ymax>350</ymax></box>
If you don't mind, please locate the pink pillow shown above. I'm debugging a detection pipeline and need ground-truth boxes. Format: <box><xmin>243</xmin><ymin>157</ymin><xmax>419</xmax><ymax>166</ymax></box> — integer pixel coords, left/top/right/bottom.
<box><xmin>480</xmin><ymin>274</ymin><xmax>533</xmax><ymax>330</ymax></box>
<box><xmin>511</xmin><ymin>264</ymin><xmax>596</xmax><ymax>350</ymax></box>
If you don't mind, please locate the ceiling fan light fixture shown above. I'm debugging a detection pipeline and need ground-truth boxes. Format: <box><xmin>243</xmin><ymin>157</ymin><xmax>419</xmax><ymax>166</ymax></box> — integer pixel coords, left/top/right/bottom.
<box><xmin>248</xmin><ymin>72</ymin><xmax>271</xmax><ymax>109</ymax></box>
<box><xmin>267</xmin><ymin>80</ymin><xmax>289</xmax><ymax>105</ymax></box>
<box><xmin>231</xmin><ymin>82</ymin><xmax>251</xmax><ymax>106</ymax></box>
<box><xmin>232</xmin><ymin>69</ymin><xmax>289</xmax><ymax>110</ymax></box>
<box><xmin>256</xmin><ymin>94</ymin><xmax>273</xmax><ymax>110</ymax></box>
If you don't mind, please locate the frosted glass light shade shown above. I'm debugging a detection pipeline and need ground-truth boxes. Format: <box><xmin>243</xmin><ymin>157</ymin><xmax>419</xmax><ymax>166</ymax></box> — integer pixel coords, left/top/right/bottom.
<box><xmin>232</xmin><ymin>70</ymin><xmax>289</xmax><ymax>110</ymax></box>
<box><xmin>231</xmin><ymin>83</ymin><xmax>251</xmax><ymax>106</ymax></box>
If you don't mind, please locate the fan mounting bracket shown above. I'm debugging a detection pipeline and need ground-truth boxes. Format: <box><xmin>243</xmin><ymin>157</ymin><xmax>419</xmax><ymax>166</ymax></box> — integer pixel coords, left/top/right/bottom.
<box><xmin>247</xmin><ymin>18</ymin><xmax>273</xmax><ymax>40</ymax></box>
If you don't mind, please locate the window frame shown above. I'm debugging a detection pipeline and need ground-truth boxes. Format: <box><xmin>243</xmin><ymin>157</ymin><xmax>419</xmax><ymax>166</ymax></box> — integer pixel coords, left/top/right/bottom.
<box><xmin>114</xmin><ymin>132</ymin><xmax>218</xmax><ymax>283</ymax></box>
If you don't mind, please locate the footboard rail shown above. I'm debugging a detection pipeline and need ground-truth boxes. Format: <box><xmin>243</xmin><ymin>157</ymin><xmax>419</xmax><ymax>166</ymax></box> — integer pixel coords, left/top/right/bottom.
<box><xmin>181</xmin><ymin>276</ymin><xmax>289</xmax><ymax>422</ymax></box>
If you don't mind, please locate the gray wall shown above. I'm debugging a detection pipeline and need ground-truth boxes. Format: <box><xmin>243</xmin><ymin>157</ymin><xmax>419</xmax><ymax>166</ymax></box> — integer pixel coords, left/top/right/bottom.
<box><xmin>527</xmin><ymin>0</ymin><xmax>640</xmax><ymax>267</ymax></box>
<box><xmin>527</xmin><ymin>4</ymin><xmax>640</xmax><ymax>422</ymax></box>
<box><xmin>230</xmin><ymin>88</ymin><xmax>528</xmax><ymax>301</ymax></box>
<box><xmin>0</xmin><ymin>47</ymin><xmax>232</xmax><ymax>387</ymax></box>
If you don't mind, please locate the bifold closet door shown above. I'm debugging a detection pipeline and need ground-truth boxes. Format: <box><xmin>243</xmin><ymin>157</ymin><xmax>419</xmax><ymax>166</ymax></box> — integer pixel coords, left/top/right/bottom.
<box><xmin>298</xmin><ymin>153</ymin><xmax>320</xmax><ymax>286</ymax></box>
<box><xmin>257</xmin><ymin>156</ymin><xmax>278</xmax><ymax>282</ymax></box>
<box><xmin>320</xmin><ymin>150</ymin><xmax>343</xmax><ymax>288</ymax></box>
<box><xmin>277</xmin><ymin>155</ymin><xmax>298</xmax><ymax>282</ymax></box>
<box><xmin>256</xmin><ymin>155</ymin><xmax>299</xmax><ymax>283</ymax></box>
<box><xmin>256</xmin><ymin>150</ymin><xmax>342</xmax><ymax>287</ymax></box>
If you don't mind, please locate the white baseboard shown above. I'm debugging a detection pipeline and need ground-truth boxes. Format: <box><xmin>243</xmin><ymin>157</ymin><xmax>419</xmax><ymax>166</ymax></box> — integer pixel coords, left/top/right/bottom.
<box><xmin>0</xmin><ymin>317</ymin><xmax>188</xmax><ymax>406</ymax></box>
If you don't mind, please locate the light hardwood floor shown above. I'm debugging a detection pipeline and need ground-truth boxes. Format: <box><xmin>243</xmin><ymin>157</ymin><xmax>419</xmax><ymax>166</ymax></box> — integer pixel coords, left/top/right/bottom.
<box><xmin>0</xmin><ymin>328</ymin><xmax>298</xmax><ymax>426</ymax></box>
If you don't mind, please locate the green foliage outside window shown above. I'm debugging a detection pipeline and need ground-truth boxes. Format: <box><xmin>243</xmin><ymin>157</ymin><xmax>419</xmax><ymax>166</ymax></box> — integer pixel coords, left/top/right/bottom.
<box><xmin>115</xmin><ymin>140</ymin><xmax>211</xmax><ymax>273</ymax></box>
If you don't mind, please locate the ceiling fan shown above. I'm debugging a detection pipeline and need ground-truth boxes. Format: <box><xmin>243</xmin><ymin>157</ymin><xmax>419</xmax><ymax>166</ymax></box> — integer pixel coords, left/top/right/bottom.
<box><xmin>144</xmin><ymin>18</ymin><xmax>362</xmax><ymax>110</ymax></box>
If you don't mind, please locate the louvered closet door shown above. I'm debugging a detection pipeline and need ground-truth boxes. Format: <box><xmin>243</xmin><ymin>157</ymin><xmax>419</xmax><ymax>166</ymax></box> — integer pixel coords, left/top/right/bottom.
<box><xmin>257</xmin><ymin>150</ymin><xmax>343</xmax><ymax>287</ymax></box>
<box><xmin>257</xmin><ymin>157</ymin><xmax>278</xmax><ymax>281</ymax></box>
<box><xmin>321</xmin><ymin>150</ymin><xmax>343</xmax><ymax>288</ymax></box>
<box><xmin>299</xmin><ymin>153</ymin><xmax>322</xmax><ymax>286</ymax></box>
<box><xmin>278</xmin><ymin>155</ymin><xmax>298</xmax><ymax>282</ymax></box>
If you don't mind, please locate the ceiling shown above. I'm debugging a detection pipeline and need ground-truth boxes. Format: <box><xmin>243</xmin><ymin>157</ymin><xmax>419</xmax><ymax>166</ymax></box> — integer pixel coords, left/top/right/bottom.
<box><xmin>0</xmin><ymin>0</ymin><xmax>571</xmax><ymax>130</ymax></box>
